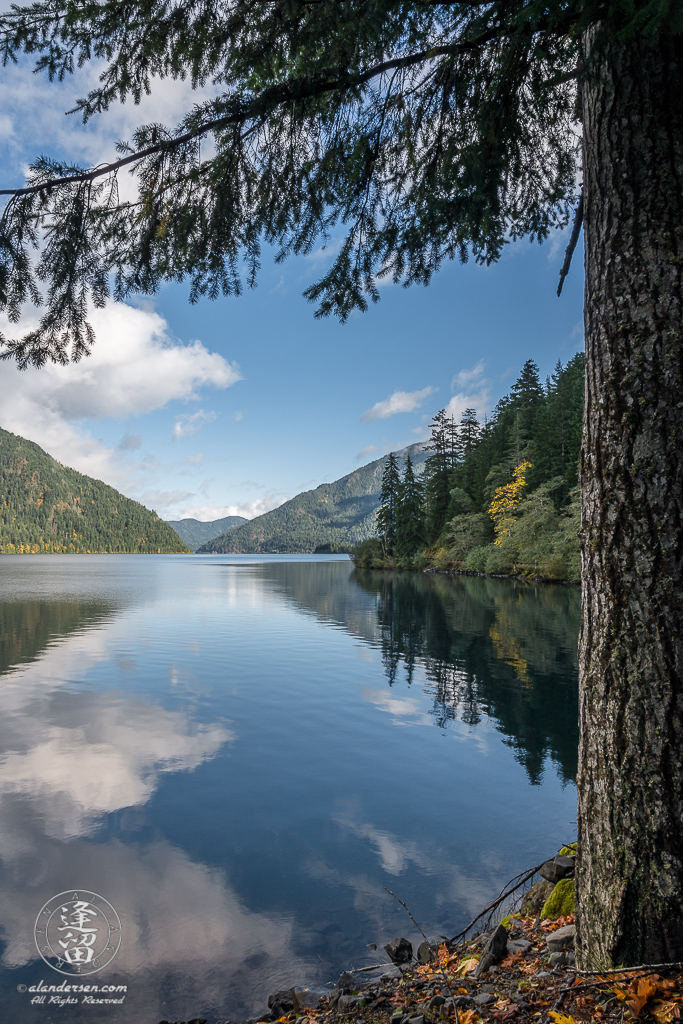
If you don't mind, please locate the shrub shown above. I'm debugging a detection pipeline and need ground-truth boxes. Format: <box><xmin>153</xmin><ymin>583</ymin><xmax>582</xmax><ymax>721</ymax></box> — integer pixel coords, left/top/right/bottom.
<box><xmin>464</xmin><ymin>545</ymin><xmax>489</xmax><ymax>572</ymax></box>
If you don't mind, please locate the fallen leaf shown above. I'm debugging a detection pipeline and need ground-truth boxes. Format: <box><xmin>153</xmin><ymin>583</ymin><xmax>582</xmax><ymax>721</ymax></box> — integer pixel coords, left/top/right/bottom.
<box><xmin>651</xmin><ymin>1000</ymin><xmax>682</xmax><ymax>1023</ymax></box>
<box><xmin>500</xmin><ymin>951</ymin><xmax>524</xmax><ymax>969</ymax></box>
<box><xmin>625</xmin><ymin>974</ymin><xmax>661</xmax><ymax>1015</ymax></box>
<box><xmin>547</xmin><ymin>1013</ymin><xmax>577</xmax><ymax>1024</ymax></box>
<box><xmin>456</xmin><ymin>957</ymin><xmax>480</xmax><ymax>976</ymax></box>
<box><xmin>456</xmin><ymin>1010</ymin><xmax>480</xmax><ymax>1024</ymax></box>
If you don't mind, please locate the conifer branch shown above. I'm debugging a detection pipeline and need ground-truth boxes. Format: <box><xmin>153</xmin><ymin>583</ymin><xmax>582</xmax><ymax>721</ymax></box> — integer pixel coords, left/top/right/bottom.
<box><xmin>557</xmin><ymin>191</ymin><xmax>583</xmax><ymax>296</ymax></box>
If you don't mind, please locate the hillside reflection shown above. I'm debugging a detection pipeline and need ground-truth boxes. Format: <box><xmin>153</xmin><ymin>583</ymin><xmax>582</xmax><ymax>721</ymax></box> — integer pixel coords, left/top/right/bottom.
<box><xmin>0</xmin><ymin>599</ymin><xmax>115</xmax><ymax>675</ymax></box>
<box><xmin>353</xmin><ymin>570</ymin><xmax>579</xmax><ymax>785</ymax></box>
<box><xmin>254</xmin><ymin>561</ymin><xmax>579</xmax><ymax>786</ymax></box>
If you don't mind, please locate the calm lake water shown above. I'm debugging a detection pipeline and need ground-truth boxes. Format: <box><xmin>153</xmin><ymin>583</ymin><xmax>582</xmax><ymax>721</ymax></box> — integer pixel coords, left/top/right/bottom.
<box><xmin>0</xmin><ymin>555</ymin><xmax>579</xmax><ymax>1023</ymax></box>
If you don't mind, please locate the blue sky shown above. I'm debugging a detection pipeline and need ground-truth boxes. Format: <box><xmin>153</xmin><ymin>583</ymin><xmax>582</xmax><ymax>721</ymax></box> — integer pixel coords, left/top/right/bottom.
<box><xmin>0</xmin><ymin>59</ymin><xmax>584</xmax><ymax>522</ymax></box>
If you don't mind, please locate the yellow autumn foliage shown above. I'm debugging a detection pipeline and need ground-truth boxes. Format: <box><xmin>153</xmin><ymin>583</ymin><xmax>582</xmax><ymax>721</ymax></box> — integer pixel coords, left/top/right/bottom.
<box><xmin>487</xmin><ymin>460</ymin><xmax>532</xmax><ymax>546</ymax></box>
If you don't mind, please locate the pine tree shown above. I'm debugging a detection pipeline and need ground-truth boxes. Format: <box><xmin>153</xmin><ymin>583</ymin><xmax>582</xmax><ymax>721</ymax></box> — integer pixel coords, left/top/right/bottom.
<box><xmin>396</xmin><ymin>455</ymin><xmax>425</xmax><ymax>560</ymax></box>
<box><xmin>376</xmin><ymin>452</ymin><xmax>401</xmax><ymax>558</ymax></box>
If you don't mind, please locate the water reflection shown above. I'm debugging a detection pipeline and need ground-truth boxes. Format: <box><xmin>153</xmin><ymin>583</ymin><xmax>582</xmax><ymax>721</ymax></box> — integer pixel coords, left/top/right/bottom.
<box><xmin>254</xmin><ymin>563</ymin><xmax>580</xmax><ymax>784</ymax></box>
<box><xmin>357</xmin><ymin>571</ymin><xmax>580</xmax><ymax>784</ymax></box>
<box><xmin>0</xmin><ymin>557</ymin><xmax>579</xmax><ymax>1023</ymax></box>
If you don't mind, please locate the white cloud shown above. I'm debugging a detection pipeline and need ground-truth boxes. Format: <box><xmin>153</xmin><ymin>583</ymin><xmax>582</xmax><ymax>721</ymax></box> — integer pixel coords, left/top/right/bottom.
<box><xmin>444</xmin><ymin>361</ymin><xmax>492</xmax><ymax>424</ymax></box>
<box><xmin>451</xmin><ymin>360</ymin><xmax>486</xmax><ymax>391</ymax></box>
<box><xmin>356</xmin><ymin>444</ymin><xmax>379</xmax><ymax>462</ymax></box>
<box><xmin>172</xmin><ymin>409</ymin><xmax>217</xmax><ymax>441</ymax></box>
<box><xmin>361</xmin><ymin>386</ymin><xmax>435</xmax><ymax>422</ymax></box>
<box><xmin>174</xmin><ymin>494</ymin><xmax>288</xmax><ymax>522</ymax></box>
<box><xmin>0</xmin><ymin>300</ymin><xmax>241</xmax><ymax>490</ymax></box>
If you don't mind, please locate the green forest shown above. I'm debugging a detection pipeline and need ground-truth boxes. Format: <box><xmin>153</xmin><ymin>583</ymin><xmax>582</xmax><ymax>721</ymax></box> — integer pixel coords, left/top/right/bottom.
<box><xmin>0</xmin><ymin>427</ymin><xmax>190</xmax><ymax>554</ymax></box>
<box><xmin>354</xmin><ymin>355</ymin><xmax>584</xmax><ymax>581</ymax></box>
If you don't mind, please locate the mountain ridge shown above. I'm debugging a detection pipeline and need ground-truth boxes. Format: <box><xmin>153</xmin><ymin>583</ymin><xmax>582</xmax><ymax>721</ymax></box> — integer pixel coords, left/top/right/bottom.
<box><xmin>197</xmin><ymin>444</ymin><xmax>427</xmax><ymax>554</ymax></box>
<box><xmin>0</xmin><ymin>427</ymin><xmax>190</xmax><ymax>554</ymax></box>
<box><xmin>165</xmin><ymin>515</ymin><xmax>247</xmax><ymax>551</ymax></box>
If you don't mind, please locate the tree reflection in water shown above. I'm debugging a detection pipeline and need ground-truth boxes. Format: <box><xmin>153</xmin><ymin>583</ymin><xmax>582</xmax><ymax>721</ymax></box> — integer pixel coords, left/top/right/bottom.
<box><xmin>353</xmin><ymin>570</ymin><xmax>580</xmax><ymax>786</ymax></box>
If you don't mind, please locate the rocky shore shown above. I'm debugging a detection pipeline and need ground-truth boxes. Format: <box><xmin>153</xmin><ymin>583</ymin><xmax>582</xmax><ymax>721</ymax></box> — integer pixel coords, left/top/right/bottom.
<box><xmin>161</xmin><ymin>850</ymin><xmax>683</xmax><ymax>1024</ymax></box>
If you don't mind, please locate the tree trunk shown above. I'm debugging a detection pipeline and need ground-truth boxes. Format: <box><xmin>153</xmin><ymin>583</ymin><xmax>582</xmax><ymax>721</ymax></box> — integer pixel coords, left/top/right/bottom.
<box><xmin>577</xmin><ymin>29</ymin><xmax>683</xmax><ymax>968</ymax></box>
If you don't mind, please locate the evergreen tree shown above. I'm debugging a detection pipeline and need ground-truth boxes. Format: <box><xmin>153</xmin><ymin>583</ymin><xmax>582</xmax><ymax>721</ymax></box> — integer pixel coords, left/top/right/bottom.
<box><xmin>396</xmin><ymin>455</ymin><xmax>425</xmax><ymax>560</ymax></box>
<box><xmin>424</xmin><ymin>408</ymin><xmax>458</xmax><ymax>543</ymax></box>
<box><xmin>530</xmin><ymin>353</ymin><xmax>584</xmax><ymax>497</ymax></box>
<box><xmin>458</xmin><ymin>409</ymin><xmax>481</xmax><ymax>463</ymax></box>
<box><xmin>376</xmin><ymin>452</ymin><xmax>401</xmax><ymax>558</ymax></box>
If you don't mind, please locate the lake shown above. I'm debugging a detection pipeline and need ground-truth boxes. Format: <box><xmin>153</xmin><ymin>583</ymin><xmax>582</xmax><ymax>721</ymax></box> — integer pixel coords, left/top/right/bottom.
<box><xmin>0</xmin><ymin>554</ymin><xmax>579</xmax><ymax>1022</ymax></box>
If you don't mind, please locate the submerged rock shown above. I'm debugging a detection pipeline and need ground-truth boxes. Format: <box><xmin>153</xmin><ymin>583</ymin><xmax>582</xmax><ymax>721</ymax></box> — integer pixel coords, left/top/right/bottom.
<box><xmin>384</xmin><ymin>937</ymin><xmax>413</xmax><ymax>963</ymax></box>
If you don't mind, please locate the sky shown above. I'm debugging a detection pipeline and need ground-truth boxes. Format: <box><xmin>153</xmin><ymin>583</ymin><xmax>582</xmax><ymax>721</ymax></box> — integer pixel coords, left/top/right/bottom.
<box><xmin>0</xmin><ymin>55</ymin><xmax>584</xmax><ymax>523</ymax></box>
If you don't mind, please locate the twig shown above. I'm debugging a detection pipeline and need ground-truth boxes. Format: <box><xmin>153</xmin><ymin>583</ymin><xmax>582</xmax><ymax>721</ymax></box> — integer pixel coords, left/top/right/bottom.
<box><xmin>557</xmin><ymin>192</ymin><xmax>584</xmax><ymax>297</ymax></box>
<box><xmin>449</xmin><ymin>861</ymin><xmax>545</xmax><ymax>943</ymax></box>
<box><xmin>347</xmin><ymin>963</ymin><xmax>394</xmax><ymax>974</ymax></box>
<box><xmin>384</xmin><ymin>888</ymin><xmax>459</xmax><ymax>1023</ymax></box>
<box><xmin>570</xmin><ymin>960</ymin><xmax>683</xmax><ymax>976</ymax></box>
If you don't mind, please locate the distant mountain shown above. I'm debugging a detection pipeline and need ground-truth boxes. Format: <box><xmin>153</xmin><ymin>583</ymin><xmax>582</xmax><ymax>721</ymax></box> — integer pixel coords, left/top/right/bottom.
<box><xmin>197</xmin><ymin>444</ymin><xmax>428</xmax><ymax>554</ymax></box>
<box><xmin>0</xmin><ymin>427</ymin><xmax>190</xmax><ymax>554</ymax></box>
<box><xmin>165</xmin><ymin>515</ymin><xmax>247</xmax><ymax>551</ymax></box>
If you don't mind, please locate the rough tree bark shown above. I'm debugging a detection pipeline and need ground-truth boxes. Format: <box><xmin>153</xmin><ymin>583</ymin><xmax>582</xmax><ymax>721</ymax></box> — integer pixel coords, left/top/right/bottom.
<box><xmin>577</xmin><ymin>29</ymin><xmax>683</xmax><ymax>968</ymax></box>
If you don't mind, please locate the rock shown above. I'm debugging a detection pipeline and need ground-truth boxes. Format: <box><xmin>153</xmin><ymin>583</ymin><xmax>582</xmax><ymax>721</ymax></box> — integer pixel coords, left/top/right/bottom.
<box><xmin>380</xmin><ymin>967</ymin><xmax>403</xmax><ymax>981</ymax></box>
<box><xmin>290</xmin><ymin>989</ymin><xmax>323</xmax><ymax>1013</ymax></box>
<box><xmin>541</xmin><ymin>878</ymin><xmax>576</xmax><ymax>920</ymax></box>
<box><xmin>546</xmin><ymin>924</ymin><xmax>576</xmax><ymax>952</ymax></box>
<box><xmin>507</xmin><ymin>938</ymin><xmax>532</xmax><ymax>953</ymax></box>
<box><xmin>539</xmin><ymin>855</ymin><xmax>576</xmax><ymax>884</ymax></box>
<box><xmin>454</xmin><ymin>996</ymin><xmax>475</xmax><ymax>1007</ymax></box>
<box><xmin>336</xmin><ymin>972</ymin><xmax>355</xmax><ymax>992</ymax></box>
<box><xmin>268</xmin><ymin>992</ymin><xmax>294</xmax><ymax>1012</ymax></box>
<box><xmin>473</xmin><ymin>992</ymin><xmax>496</xmax><ymax>1006</ymax></box>
<box><xmin>520</xmin><ymin>879</ymin><xmax>554</xmax><ymax>917</ymax></box>
<box><xmin>548</xmin><ymin>951</ymin><xmax>575</xmax><ymax>968</ymax></box>
<box><xmin>390</xmin><ymin>1014</ymin><xmax>404</xmax><ymax>1024</ymax></box>
<box><xmin>384</xmin><ymin>937</ymin><xmax>413</xmax><ymax>964</ymax></box>
<box><xmin>473</xmin><ymin>923</ymin><xmax>508</xmax><ymax>979</ymax></box>
<box><xmin>428</xmin><ymin>995</ymin><xmax>446</xmax><ymax>1008</ymax></box>
<box><xmin>417</xmin><ymin>935</ymin><xmax>448</xmax><ymax>963</ymax></box>
<box><xmin>480</xmin><ymin>985</ymin><xmax>496</xmax><ymax>993</ymax></box>
<box><xmin>337</xmin><ymin>995</ymin><xmax>363</xmax><ymax>1010</ymax></box>
<box><xmin>405</xmin><ymin>1015</ymin><xmax>424</xmax><ymax>1024</ymax></box>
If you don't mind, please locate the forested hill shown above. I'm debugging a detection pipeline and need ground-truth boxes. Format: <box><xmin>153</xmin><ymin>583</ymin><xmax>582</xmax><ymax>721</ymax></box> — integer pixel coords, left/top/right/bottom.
<box><xmin>165</xmin><ymin>515</ymin><xmax>247</xmax><ymax>551</ymax></box>
<box><xmin>0</xmin><ymin>427</ymin><xmax>190</xmax><ymax>554</ymax></box>
<box><xmin>355</xmin><ymin>353</ymin><xmax>585</xmax><ymax>580</ymax></box>
<box><xmin>197</xmin><ymin>444</ymin><xmax>429</xmax><ymax>553</ymax></box>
